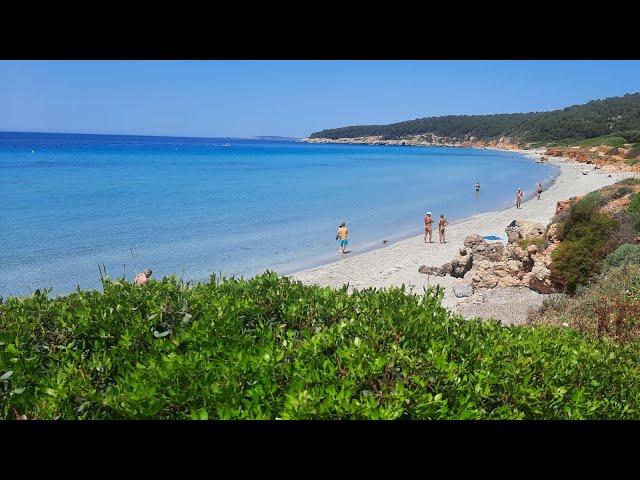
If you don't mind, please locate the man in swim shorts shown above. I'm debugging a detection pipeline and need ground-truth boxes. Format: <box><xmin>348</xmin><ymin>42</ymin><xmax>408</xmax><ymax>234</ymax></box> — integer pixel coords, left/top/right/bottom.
<box><xmin>424</xmin><ymin>212</ymin><xmax>434</xmax><ymax>243</ymax></box>
<box><xmin>536</xmin><ymin>182</ymin><xmax>543</xmax><ymax>200</ymax></box>
<box><xmin>337</xmin><ymin>222</ymin><xmax>349</xmax><ymax>255</ymax></box>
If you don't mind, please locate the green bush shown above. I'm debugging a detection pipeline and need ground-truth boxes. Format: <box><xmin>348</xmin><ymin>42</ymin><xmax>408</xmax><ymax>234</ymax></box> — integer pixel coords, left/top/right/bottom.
<box><xmin>629</xmin><ymin>193</ymin><xmax>640</xmax><ymax>214</ymax></box>
<box><xmin>531</xmin><ymin>264</ymin><xmax>640</xmax><ymax>343</ymax></box>
<box><xmin>518</xmin><ymin>238</ymin><xmax>544</xmax><ymax>250</ymax></box>
<box><xmin>603</xmin><ymin>244</ymin><xmax>640</xmax><ymax>273</ymax></box>
<box><xmin>4</xmin><ymin>273</ymin><xmax>640</xmax><ymax>420</ymax></box>
<box><xmin>551</xmin><ymin>193</ymin><xmax>618</xmax><ymax>293</ymax></box>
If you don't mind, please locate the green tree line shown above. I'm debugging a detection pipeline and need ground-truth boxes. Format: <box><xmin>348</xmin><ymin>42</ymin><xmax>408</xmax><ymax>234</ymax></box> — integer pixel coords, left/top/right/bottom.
<box><xmin>310</xmin><ymin>93</ymin><xmax>640</xmax><ymax>145</ymax></box>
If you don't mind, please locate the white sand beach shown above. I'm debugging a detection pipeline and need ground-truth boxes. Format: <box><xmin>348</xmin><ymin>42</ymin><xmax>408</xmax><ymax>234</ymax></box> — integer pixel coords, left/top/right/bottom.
<box><xmin>291</xmin><ymin>152</ymin><xmax>638</xmax><ymax>317</ymax></box>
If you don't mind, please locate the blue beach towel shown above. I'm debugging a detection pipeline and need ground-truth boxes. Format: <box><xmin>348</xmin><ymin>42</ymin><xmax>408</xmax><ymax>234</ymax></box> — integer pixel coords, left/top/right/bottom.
<box><xmin>483</xmin><ymin>235</ymin><xmax>503</xmax><ymax>241</ymax></box>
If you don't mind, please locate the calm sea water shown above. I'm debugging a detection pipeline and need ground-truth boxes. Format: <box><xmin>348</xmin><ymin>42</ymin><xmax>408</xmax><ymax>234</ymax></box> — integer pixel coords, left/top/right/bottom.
<box><xmin>0</xmin><ymin>132</ymin><xmax>559</xmax><ymax>297</ymax></box>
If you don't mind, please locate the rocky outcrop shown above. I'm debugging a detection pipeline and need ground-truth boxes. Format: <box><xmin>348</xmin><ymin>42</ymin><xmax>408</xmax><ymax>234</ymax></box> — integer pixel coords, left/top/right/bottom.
<box><xmin>418</xmin><ymin>215</ymin><xmax>565</xmax><ymax>295</ymax></box>
<box><xmin>453</xmin><ymin>279</ymin><xmax>474</xmax><ymax>298</ymax></box>
<box><xmin>505</xmin><ymin>220</ymin><xmax>546</xmax><ymax>244</ymax></box>
<box><xmin>450</xmin><ymin>248</ymin><xmax>473</xmax><ymax>278</ymax></box>
<box><xmin>304</xmin><ymin>134</ymin><xmax>522</xmax><ymax>151</ymax></box>
<box><xmin>467</xmin><ymin>219</ymin><xmax>559</xmax><ymax>293</ymax></box>
<box><xmin>418</xmin><ymin>264</ymin><xmax>449</xmax><ymax>277</ymax></box>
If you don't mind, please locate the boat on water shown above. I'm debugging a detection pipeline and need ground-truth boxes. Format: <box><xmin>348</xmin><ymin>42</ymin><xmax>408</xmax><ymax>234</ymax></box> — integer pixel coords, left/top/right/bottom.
<box><xmin>221</xmin><ymin>143</ymin><xmax>231</xmax><ymax>148</ymax></box>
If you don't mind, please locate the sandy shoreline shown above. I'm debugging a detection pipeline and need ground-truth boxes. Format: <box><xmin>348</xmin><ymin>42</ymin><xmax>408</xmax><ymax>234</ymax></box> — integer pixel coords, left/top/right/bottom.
<box><xmin>291</xmin><ymin>151</ymin><xmax>638</xmax><ymax>314</ymax></box>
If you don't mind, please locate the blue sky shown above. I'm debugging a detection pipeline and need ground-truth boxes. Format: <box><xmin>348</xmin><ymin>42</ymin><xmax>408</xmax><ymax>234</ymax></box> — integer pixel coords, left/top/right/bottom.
<box><xmin>1</xmin><ymin>60</ymin><xmax>639</xmax><ymax>138</ymax></box>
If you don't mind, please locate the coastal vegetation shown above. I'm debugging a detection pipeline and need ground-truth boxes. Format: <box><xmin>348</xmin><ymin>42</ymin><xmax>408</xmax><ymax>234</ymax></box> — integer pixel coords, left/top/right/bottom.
<box><xmin>531</xmin><ymin>264</ymin><xmax>640</xmax><ymax>344</ymax></box>
<box><xmin>3</xmin><ymin>272</ymin><xmax>640</xmax><ymax>419</ymax></box>
<box><xmin>549</xmin><ymin>179</ymin><xmax>640</xmax><ymax>294</ymax></box>
<box><xmin>310</xmin><ymin>93</ymin><xmax>640</xmax><ymax>147</ymax></box>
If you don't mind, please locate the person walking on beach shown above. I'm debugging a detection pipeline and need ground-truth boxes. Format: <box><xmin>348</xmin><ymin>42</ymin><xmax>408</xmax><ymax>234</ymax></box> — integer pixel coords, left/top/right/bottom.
<box><xmin>515</xmin><ymin>188</ymin><xmax>524</xmax><ymax>209</ymax></box>
<box><xmin>438</xmin><ymin>214</ymin><xmax>448</xmax><ymax>244</ymax></box>
<box><xmin>336</xmin><ymin>222</ymin><xmax>349</xmax><ymax>255</ymax></box>
<box><xmin>424</xmin><ymin>212</ymin><xmax>434</xmax><ymax>243</ymax></box>
<box><xmin>134</xmin><ymin>269</ymin><xmax>152</xmax><ymax>285</ymax></box>
<box><xmin>536</xmin><ymin>182</ymin><xmax>543</xmax><ymax>200</ymax></box>
<box><xmin>475</xmin><ymin>182</ymin><xmax>480</xmax><ymax>192</ymax></box>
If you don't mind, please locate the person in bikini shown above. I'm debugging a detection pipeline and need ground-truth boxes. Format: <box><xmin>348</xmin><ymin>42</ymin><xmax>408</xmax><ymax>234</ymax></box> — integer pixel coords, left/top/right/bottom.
<box><xmin>438</xmin><ymin>214</ymin><xmax>448</xmax><ymax>244</ymax></box>
<box><xmin>536</xmin><ymin>182</ymin><xmax>543</xmax><ymax>200</ymax></box>
<box><xmin>424</xmin><ymin>212</ymin><xmax>434</xmax><ymax>243</ymax></box>
<box><xmin>475</xmin><ymin>182</ymin><xmax>480</xmax><ymax>192</ymax></box>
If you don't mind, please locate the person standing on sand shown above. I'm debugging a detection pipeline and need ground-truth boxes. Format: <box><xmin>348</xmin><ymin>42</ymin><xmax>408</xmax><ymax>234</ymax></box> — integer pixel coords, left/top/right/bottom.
<box><xmin>424</xmin><ymin>212</ymin><xmax>434</xmax><ymax>243</ymax></box>
<box><xmin>475</xmin><ymin>182</ymin><xmax>480</xmax><ymax>192</ymax></box>
<box><xmin>515</xmin><ymin>188</ymin><xmax>524</xmax><ymax>209</ymax></box>
<box><xmin>336</xmin><ymin>222</ymin><xmax>349</xmax><ymax>255</ymax></box>
<box><xmin>438</xmin><ymin>214</ymin><xmax>448</xmax><ymax>244</ymax></box>
<box><xmin>536</xmin><ymin>182</ymin><xmax>543</xmax><ymax>200</ymax></box>
<box><xmin>134</xmin><ymin>269</ymin><xmax>152</xmax><ymax>285</ymax></box>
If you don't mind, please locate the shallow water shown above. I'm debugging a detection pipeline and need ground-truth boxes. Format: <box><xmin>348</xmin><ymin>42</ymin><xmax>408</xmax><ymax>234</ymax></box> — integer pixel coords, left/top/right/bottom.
<box><xmin>0</xmin><ymin>132</ymin><xmax>559</xmax><ymax>297</ymax></box>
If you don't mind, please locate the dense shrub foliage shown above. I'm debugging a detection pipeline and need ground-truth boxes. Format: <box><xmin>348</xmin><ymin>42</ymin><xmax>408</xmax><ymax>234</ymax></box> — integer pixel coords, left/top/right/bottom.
<box><xmin>531</xmin><ymin>265</ymin><xmax>640</xmax><ymax>344</ymax></box>
<box><xmin>550</xmin><ymin>193</ymin><xmax>619</xmax><ymax>294</ymax></box>
<box><xmin>3</xmin><ymin>273</ymin><xmax>640</xmax><ymax>420</ymax></box>
<box><xmin>310</xmin><ymin>93</ymin><xmax>640</xmax><ymax>145</ymax></box>
<box><xmin>602</xmin><ymin>244</ymin><xmax>640</xmax><ymax>273</ymax></box>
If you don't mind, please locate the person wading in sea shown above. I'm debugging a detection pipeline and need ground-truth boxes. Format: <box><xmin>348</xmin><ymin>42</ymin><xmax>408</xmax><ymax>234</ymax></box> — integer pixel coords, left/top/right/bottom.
<box><xmin>536</xmin><ymin>182</ymin><xmax>543</xmax><ymax>200</ymax></box>
<box><xmin>515</xmin><ymin>188</ymin><xmax>524</xmax><ymax>209</ymax></box>
<box><xmin>134</xmin><ymin>269</ymin><xmax>152</xmax><ymax>285</ymax></box>
<box><xmin>336</xmin><ymin>222</ymin><xmax>349</xmax><ymax>255</ymax></box>
<box><xmin>475</xmin><ymin>182</ymin><xmax>480</xmax><ymax>192</ymax></box>
<box><xmin>424</xmin><ymin>212</ymin><xmax>434</xmax><ymax>243</ymax></box>
<box><xmin>438</xmin><ymin>214</ymin><xmax>448</xmax><ymax>244</ymax></box>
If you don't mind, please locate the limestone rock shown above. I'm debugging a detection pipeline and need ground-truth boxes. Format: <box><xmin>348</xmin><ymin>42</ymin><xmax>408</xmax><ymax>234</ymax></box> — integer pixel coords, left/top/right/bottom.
<box><xmin>418</xmin><ymin>265</ymin><xmax>446</xmax><ymax>277</ymax></box>
<box><xmin>526</xmin><ymin>262</ymin><xmax>554</xmax><ymax>293</ymax></box>
<box><xmin>450</xmin><ymin>248</ymin><xmax>473</xmax><ymax>278</ymax></box>
<box><xmin>505</xmin><ymin>220</ymin><xmax>546</xmax><ymax>244</ymax></box>
<box><xmin>474</xmin><ymin>242</ymin><xmax>504</xmax><ymax>262</ymax></box>
<box><xmin>463</xmin><ymin>234</ymin><xmax>486</xmax><ymax>250</ymax></box>
<box><xmin>453</xmin><ymin>281</ymin><xmax>474</xmax><ymax>298</ymax></box>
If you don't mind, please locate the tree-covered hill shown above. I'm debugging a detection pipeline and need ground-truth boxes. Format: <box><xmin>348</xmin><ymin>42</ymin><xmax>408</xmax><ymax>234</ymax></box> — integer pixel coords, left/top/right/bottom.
<box><xmin>310</xmin><ymin>93</ymin><xmax>640</xmax><ymax>145</ymax></box>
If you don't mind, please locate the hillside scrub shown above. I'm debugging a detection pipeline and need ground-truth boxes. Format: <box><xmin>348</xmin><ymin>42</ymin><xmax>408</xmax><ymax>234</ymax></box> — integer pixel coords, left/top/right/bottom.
<box><xmin>3</xmin><ymin>273</ymin><xmax>640</xmax><ymax>420</ymax></box>
<box><xmin>311</xmin><ymin>93</ymin><xmax>640</xmax><ymax>145</ymax></box>
<box><xmin>602</xmin><ymin>244</ymin><xmax>640</xmax><ymax>273</ymax></box>
<box><xmin>530</xmin><ymin>264</ymin><xmax>640</xmax><ymax>344</ymax></box>
<box><xmin>550</xmin><ymin>180</ymin><xmax>640</xmax><ymax>294</ymax></box>
<box><xmin>550</xmin><ymin>192</ymin><xmax>619</xmax><ymax>294</ymax></box>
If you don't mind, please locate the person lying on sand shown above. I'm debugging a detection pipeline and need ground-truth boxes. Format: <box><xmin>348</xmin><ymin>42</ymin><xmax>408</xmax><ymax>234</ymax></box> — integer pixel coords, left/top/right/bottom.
<box><xmin>424</xmin><ymin>212</ymin><xmax>434</xmax><ymax>243</ymax></box>
<box><xmin>337</xmin><ymin>222</ymin><xmax>349</xmax><ymax>255</ymax></box>
<box><xmin>438</xmin><ymin>214</ymin><xmax>448</xmax><ymax>244</ymax></box>
<box><xmin>134</xmin><ymin>269</ymin><xmax>152</xmax><ymax>285</ymax></box>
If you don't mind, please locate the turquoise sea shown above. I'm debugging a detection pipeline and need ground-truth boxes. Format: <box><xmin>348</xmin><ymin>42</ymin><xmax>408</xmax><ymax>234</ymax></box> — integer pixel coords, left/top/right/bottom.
<box><xmin>0</xmin><ymin>132</ymin><xmax>559</xmax><ymax>297</ymax></box>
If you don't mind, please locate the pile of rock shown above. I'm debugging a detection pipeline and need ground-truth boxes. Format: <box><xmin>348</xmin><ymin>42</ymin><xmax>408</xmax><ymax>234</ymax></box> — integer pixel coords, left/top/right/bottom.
<box><xmin>419</xmin><ymin>219</ymin><xmax>562</xmax><ymax>295</ymax></box>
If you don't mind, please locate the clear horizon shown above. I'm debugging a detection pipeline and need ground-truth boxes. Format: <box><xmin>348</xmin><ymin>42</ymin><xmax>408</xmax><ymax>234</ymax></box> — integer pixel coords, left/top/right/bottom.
<box><xmin>1</xmin><ymin>60</ymin><xmax>639</xmax><ymax>138</ymax></box>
